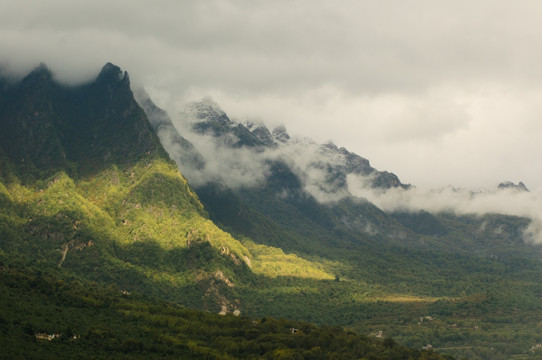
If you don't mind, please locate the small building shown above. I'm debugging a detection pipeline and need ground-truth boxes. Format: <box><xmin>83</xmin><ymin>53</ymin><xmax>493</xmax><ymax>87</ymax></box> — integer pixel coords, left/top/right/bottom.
<box><xmin>35</xmin><ymin>333</ymin><xmax>61</xmax><ymax>341</ymax></box>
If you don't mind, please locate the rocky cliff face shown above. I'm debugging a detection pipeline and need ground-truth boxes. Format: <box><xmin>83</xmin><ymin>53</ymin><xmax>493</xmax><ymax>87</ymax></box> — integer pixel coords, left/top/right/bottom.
<box><xmin>318</xmin><ymin>142</ymin><xmax>408</xmax><ymax>191</ymax></box>
<box><xmin>135</xmin><ymin>88</ymin><xmax>205</xmax><ymax>172</ymax></box>
<box><xmin>0</xmin><ymin>64</ymin><xmax>68</xmax><ymax>174</ymax></box>
<box><xmin>181</xmin><ymin>98</ymin><xmax>408</xmax><ymax>193</ymax></box>
<box><xmin>0</xmin><ymin>63</ymin><xmax>166</xmax><ymax>179</ymax></box>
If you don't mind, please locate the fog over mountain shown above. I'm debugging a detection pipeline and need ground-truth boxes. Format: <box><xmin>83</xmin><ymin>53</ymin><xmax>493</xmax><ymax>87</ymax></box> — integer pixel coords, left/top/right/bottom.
<box><xmin>348</xmin><ymin>177</ymin><xmax>542</xmax><ymax>243</ymax></box>
<box><xmin>134</xmin><ymin>90</ymin><xmax>542</xmax><ymax>244</ymax></box>
<box><xmin>1</xmin><ymin>1</ymin><xmax>542</xmax><ymax>191</ymax></box>
<box><xmin>198</xmin><ymin>104</ymin><xmax>542</xmax><ymax>244</ymax></box>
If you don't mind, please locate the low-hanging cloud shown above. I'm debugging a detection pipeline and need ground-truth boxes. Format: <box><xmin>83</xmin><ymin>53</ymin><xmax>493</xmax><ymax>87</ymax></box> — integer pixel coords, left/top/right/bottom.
<box><xmin>143</xmin><ymin>92</ymin><xmax>542</xmax><ymax>244</ymax></box>
<box><xmin>178</xmin><ymin>132</ymin><xmax>272</xmax><ymax>189</ymax></box>
<box><xmin>172</xmin><ymin>104</ymin><xmax>352</xmax><ymax>202</ymax></box>
<box><xmin>347</xmin><ymin>174</ymin><xmax>542</xmax><ymax>243</ymax></box>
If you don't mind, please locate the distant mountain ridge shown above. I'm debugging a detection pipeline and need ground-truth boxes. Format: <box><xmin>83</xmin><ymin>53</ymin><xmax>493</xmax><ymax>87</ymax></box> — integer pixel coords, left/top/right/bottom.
<box><xmin>498</xmin><ymin>181</ymin><xmax>529</xmax><ymax>192</ymax></box>
<box><xmin>137</xmin><ymin>95</ymin><xmax>419</xmax><ymax>254</ymax></box>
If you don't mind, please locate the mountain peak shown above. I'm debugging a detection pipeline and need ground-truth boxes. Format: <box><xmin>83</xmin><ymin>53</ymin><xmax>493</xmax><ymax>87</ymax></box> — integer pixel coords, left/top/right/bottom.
<box><xmin>188</xmin><ymin>97</ymin><xmax>228</xmax><ymax>122</ymax></box>
<box><xmin>272</xmin><ymin>125</ymin><xmax>291</xmax><ymax>143</ymax></box>
<box><xmin>243</xmin><ymin>120</ymin><xmax>276</xmax><ymax>147</ymax></box>
<box><xmin>498</xmin><ymin>181</ymin><xmax>529</xmax><ymax>192</ymax></box>
<box><xmin>96</xmin><ymin>62</ymin><xmax>130</xmax><ymax>86</ymax></box>
<box><xmin>21</xmin><ymin>63</ymin><xmax>54</xmax><ymax>86</ymax></box>
<box><xmin>0</xmin><ymin>63</ymin><xmax>166</xmax><ymax>178</ymax></box>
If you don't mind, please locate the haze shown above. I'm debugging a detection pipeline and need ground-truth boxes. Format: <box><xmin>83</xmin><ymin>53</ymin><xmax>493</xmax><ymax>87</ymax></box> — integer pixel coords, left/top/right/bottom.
<box><xmin>1</xmin><ymin>0</ymin><xmax>541</xmax><ymax>191</ymax></box>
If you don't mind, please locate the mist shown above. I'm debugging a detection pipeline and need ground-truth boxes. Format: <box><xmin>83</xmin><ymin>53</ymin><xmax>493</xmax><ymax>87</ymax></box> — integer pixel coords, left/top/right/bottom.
<box><xmin>171</xmin><ymin>100</ymin><xmax>350</xmax><ymax>203</ymax></box>
<box><xmin>347</xmin><ymin>174</ymin><xmax>542</xmax><ymax>243</ymax></box>
<box><xmin>152</xmin><ymin>96</ymin><xmax>542</xmax><ymax>245</ymax></box>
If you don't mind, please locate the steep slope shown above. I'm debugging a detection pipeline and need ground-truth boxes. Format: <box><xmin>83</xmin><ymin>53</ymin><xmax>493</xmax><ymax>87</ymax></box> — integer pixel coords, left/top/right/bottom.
<box><xmin>134</xmin><ymin>88</ymin><xmax>205</xmax><ymax>173</ymax></box>
<box><xmin>0</xmin><ymin>63</ymin><xmax>350</xmax><ymax>318</ymax></box>
<box><xmin>152</xmin><ymin>96</ymin><xmax>542</xmax><ymax>359</ymax></box>
<box><xmin>0</xmin><ymin>64</ymin><xmax>258</xmax><ymax>314</ymax></box>
<box><xmin>170</xmin><ymin>99</ymin><xmax>417</xmax><ymax>254</ymax></box>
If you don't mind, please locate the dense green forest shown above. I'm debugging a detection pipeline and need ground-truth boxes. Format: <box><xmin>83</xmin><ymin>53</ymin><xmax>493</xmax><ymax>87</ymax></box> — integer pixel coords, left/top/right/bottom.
<box><xmin>0</xmin><ymin>266</ymin><xmax>451</xmax><ymax>360</ymax></box>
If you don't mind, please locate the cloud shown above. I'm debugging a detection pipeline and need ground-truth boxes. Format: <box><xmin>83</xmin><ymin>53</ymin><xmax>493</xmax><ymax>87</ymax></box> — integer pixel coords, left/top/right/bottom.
<box><xmin>177</xmin><ymin>132</ymin><xmax>272</xmax><ymax>189</ymax></box>
<box><xmin>2</xmin><ymin>0</ymin><xmax>542</xmax><ymax>191</ymax></box>
<box><xmin>171</xmin><ymin>104</ymin><xmax>347</xmax><ymax>201</ymax></box>
<box><xmin>4</xmin><ymin>0</ymin><xmax>542</xmax><ymax>91</ymax></box>
<box><xmin>347</xmin><ymin>174</ymin><xmax>542</xmax><ymax>243</ymax></box>
<box><xmin>165</xmin><ymin>97</ymin><xmax>542</xmax><ymax>244</ymax></box>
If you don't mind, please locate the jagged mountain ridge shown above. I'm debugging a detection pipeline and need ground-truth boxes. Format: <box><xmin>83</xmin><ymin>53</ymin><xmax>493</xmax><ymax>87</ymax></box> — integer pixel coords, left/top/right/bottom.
<box><xmin>182</xmin><ymin>97</ymin><xmax>407</xmax><ymax>191</ymax></box>
<box><xmin>0</xmin><ymin>63</ymin><xmax>167</xmax><ymax>181</ymax></box>
<box><xmin>138</xmin><ymin>95</ymin><xmax>418</xmax><ymax>253</ymax></box>
<box><xmin>179</xmin><ymin>99</ymin><xmax>428</xmax><ymax>251</ymax></box>
<box><xmin>498</xmin><ymin>180</ymin><xmax>529</xmax><ymax>192</ymax></box>
<box><xmin>0</xmin><ymin>63</ymin><xmax>260</xmax><ymax>315</ymax></box>
<box><xmin>167</xmin><ymin>99</ymin><xmax>477</xmax><ymax>252</ymax></box>
<box><xmin>139</xmin><ymin>94</ymin><xmax>537</xmax><ymax>259</ymax></box>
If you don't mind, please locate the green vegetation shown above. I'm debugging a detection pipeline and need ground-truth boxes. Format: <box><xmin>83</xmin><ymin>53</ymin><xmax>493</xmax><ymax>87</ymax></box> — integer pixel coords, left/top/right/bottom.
<box><xmin>0</xmin><ymin>266</ymin><xmax>450</xmax><ymax>360</ymax></box>
<box><xmin>193</xmin><ymin>158</ymin><xmax>542</xmax><ymax>359</ymax></box>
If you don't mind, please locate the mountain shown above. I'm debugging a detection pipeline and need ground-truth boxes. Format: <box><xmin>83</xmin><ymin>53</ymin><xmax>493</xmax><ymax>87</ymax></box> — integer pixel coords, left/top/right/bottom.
<box><xmin>168</xmin><ymin>98</ymin><xmax>418</xmax><ymax>254</ymax></box>
<box><xmin>182</xmin><ymin>97</ymin><xmax>408</xmax><ymax>190</ymax></box>
<box><xmin>171</xmin><ymin>99</ymin><xmax>536</xmax><ymax>255</ymax></box>
<box><xmin>498</xmin><ymin>181</ymin><xmax>529</xmax><ymax>192</ymax></box>
<box><xmin>2</xmin><ymin>63</ymin><xmax>542</xmax><ymax>359</ymax></box>
<box><xmin>0</xmin><ymin>63</ymin><xmax>167</xmax><ymax>180</ymax></box>
<box><xmin>0</xmin><ymin>63</ymin><xmax>257</xmax><ymax>315</ymax></box>
<box><xmin>147</xmin><ymin>96</ymin><xmax>542</xmax><ymax>359</ymax></box>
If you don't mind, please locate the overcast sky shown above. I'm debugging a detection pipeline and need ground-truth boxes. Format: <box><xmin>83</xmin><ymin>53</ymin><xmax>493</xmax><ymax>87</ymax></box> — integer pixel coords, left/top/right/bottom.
<box><xmin>1</xmin><ymin>0</ymin><xmax>542</xmax><ymax>190</ymax></box>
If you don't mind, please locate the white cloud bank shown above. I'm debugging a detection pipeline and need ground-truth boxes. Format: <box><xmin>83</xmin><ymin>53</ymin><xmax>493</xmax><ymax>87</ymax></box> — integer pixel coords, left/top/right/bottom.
<box><xmin>165</xmin><ymin>97</ymin><xmax>542</xmax><ymax>244</ymax></box>
<box><xmin>347</xmin><ymin>174</ymin><xmax>542</xmax><ymax>243</ymax></box>
<box><xmin>1</xmin><ymin>0</ymin><xmax>541</xmax><ymax>190</ymax></box>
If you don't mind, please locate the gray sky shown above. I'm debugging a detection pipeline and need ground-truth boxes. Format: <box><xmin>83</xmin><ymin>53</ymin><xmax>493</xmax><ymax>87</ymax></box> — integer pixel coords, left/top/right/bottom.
<box><xmin>2</xmin><ymin>0</ymin><xmax>542</xmax><ymax>190</ymax></box>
